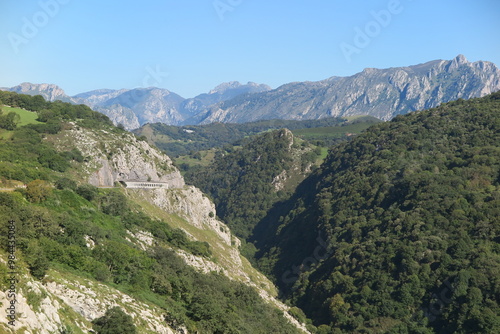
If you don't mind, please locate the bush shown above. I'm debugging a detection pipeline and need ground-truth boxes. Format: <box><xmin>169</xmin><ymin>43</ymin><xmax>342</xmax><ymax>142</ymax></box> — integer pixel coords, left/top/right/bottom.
<box><xmin>76</xmin><ymin>184</ymin><xmax>98</xmax><ymax>201</ymax></box>
<box><xmin>92</xmin><ymin>307</ymin><xmax>137</xmax><ymax>334</ymax></box>
<box><xmin>100</xmin><ymin>191</ymin><xmax>127</xmax><ymax>216</ymax></box>
<box><xmin>26</xmin><ymin>180</ymin><xmax>52</xmax><ymax>203</ymax></box>
<box><xmin>55</xmin><ymin>178</ymin><xmax>77</xmax><ymax>191</ymax></box>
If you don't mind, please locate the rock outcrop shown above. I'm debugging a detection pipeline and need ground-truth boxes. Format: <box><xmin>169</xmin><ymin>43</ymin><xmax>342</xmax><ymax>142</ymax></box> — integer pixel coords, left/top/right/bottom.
<box><xmin>0</xmin><ymin>256</ymin><xmax>183</xmax><ymax>334</ymax></box>
<box><xmin>58</xmin><ymin>123</ymin><xmax>184</xmax><ymax>188</ymax></box>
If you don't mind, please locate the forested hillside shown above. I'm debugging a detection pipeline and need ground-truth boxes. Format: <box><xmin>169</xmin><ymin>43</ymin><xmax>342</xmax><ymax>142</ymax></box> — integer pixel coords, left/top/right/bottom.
<box><xmin>134</xmin><ymin>117</ymin><xmax>351</xmax><ymax>158</ymax></box>
<box><xmin>185</xmin><ymin>129</ymin><xmax>321</xmax><ymax>242</ymax></box>
<box><xmin>0</xmin><ymin>92</ymin><xmax>304</xmax><ymax>333</ymax></box>
<box><xmin>254</xmin><ymin>92</ymin><xmax>500</xmax><ymax>333</ymax></box>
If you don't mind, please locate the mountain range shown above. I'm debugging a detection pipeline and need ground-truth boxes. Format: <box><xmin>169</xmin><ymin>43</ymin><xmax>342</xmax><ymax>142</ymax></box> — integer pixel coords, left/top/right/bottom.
<box><xmin>2</xmin><ymin>68</ymin><xmax>500</xmax><ymax>332</ymax></box>
<box><xmin>2</xmin><ymin>55</ymin><xmax>500</xmax><ymax>130</ymax></box>
<box><xmin>1</xmin><ymin>81</ymin><xmax>272</xmax><ymax>129</ymax></box>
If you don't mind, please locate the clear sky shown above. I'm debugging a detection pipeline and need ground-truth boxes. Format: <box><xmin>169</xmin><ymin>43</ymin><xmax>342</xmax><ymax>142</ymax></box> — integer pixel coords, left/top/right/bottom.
<box><xmin>1</xmin><ymin>0</ymin><xmax>499</xmax><ymax>98</ymax></box>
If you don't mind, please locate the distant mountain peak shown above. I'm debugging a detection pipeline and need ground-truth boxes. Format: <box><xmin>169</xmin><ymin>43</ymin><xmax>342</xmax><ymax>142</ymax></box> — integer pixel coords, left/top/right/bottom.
<box><xmin>209</xmin><ymin>81</ymin><xmax>242</xmax><ymax>94</ymax></box>
<box><xmin>6</xmin><ymin>82</ymin><xmax>76</xmax><ymax>103</ymax></box>
<box><xmin>194</xmin><ymin>55</ymin><xmax>500</xmax><ymax>124</ymax></box>
<box><xmin>208</xmin><ymin>81</ymin><xmax>271</xmax><ymax>95</ymax></box>
<box><xmin>454</xmin><ymin>54</ymin><xmax>468</xmax><ymax>65</ymax></box>
<box><xmin>3</xmin><ymin>55</ymin><xmax>498</xmax><ymax>129</ymax></box>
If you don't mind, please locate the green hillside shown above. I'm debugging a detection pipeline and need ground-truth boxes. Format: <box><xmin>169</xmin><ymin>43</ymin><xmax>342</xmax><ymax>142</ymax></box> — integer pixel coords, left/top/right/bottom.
<box><xmin>254</xmin><ymin>92</ymin><xmax>500</xmax><ymax>333</ymax></box>
<box><xmin>0</xmin><ymin>105</ymin><xmax>38</xmax><ymax>139</ymax></box>
<box><xmin>185</xmin><ymin>129</ymin><xmax>322</xmax><ymax>241</ymax></box>
<box><xmin>2</xmin><ymin>106</ymin><xmax>43</xmax><ymax>126</ymax></box>
<box><xmin>134</xmin><ymin>116</ymin><xmax>369</xmax><ymax>158</ymax></box>
<box><xmin>292</xmin><ymin>116</ymin><xmax>380</xmax><ymax>140</ymax></box>
<box><xmin>0</xmin><ymin>91</ymin><xmax>303</xmax><ymax>333</ymax></box>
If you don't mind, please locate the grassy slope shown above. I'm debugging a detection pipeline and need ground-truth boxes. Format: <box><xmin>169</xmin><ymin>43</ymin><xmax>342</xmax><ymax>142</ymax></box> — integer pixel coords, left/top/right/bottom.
<box><xmin>2</xmin><ymin>106</ymin><xmax>43</xmax><ymax>126</ymax></box>
<box><xmin>0</xmin><ymin>106</ymin><xmax>43</xmax><ymax>139</ymax></box>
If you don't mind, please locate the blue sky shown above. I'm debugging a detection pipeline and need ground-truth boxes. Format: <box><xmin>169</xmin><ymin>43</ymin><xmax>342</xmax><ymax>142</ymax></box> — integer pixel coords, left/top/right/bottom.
<box><xmin>1</xmin><ymin>0</ymin><xmax>499</xmax><ymax>98</ymax></box>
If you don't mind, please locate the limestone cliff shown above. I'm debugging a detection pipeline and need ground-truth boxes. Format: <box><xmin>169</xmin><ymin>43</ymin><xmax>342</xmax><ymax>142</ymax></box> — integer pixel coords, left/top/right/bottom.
<box><xmin>0</xmin><ymin>256</ymin><xmax>183</xmax><ymax>334</ymax></box>
<box><xmin>48</xmin><ymin>123</ymin><xmax>310</xmax><ymax>333</ymax></box>
<box><xmin>57</xmin><ymin>123</ymin><xmax>184</xmax><ymax>188</ymax></box>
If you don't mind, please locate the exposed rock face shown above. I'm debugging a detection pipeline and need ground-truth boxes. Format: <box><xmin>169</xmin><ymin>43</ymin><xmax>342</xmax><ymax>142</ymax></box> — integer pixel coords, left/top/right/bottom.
<box><xmin>58</xmin><ymin>124</ymin><xmax>184</xmax><ymax>187</ymax></box>
<box><xmin>151</xmin><ymin>186</ymin><xmax>235</xmax><ymax>246</ymax></box>
<box><xmin>75</xmin><ymin>87</ymin><xmax>187</xmax><ymax>129</ymax></box>
<box><xmin>6</xmin><ymin>82</ymin><xmax>78</xmax><ymax>103</ymax></box>
<box><xmin>193</xmin><ymin>55</ymin><xmax>500</xmax><ymax>123</ymax></box>
<box><xmin>44</xmin><ymin>279</ymin><xmax>181</xmax><ymax>334</ymax></box>
<box><xmin>0</xmin><ymin>280</ymin><xmax>66</xmax><ymax>333</ymax></box>
<box><xmin>0</xmin><ymin>255</ymin><xmax>182</xmax><ymax>334</ymax></box>
<box><xmin>180</xmin><ymin>81</ymin><xmax>272</xmax><ymax>121</ymax></box>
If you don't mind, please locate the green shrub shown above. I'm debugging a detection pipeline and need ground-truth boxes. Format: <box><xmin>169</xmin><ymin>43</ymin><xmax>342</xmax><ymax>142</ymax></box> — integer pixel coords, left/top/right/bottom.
<box><xmin>76</xmin><ymin>184</ymin><xmax>98</xmax><ymax>201</ymax></box>
<box><xmin>55</xmin><ymin>178</ymin><xmax>77</xmax><ymax>191</ymax></box>
<box><xmin>100</xmin><ymin>191</ymin><xmax>127</xmax><ymax>216</ymax></box>
<box><xmin>92</xmin><ymin>307</ymin><xmax>137</xmax><ymax>334</ymax></box>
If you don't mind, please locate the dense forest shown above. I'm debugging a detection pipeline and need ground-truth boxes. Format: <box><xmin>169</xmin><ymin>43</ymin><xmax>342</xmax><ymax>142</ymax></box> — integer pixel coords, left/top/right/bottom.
<box><xmin>254</xmin><ymin>92</ymin><xmax>500</xmax><ymax>333</ymax></box>
<box><xmin>185</xmin><ymin>129</ymin><xmax>322</xmax><ymax>249</ymax></box>
<box><xmin>0</xmin><ymin>92</ymin><xmax>302</xmax><ymax>333</ymax></box>
<box><xmin>134</xmin><ymin>116</ymin><xmax>368</xmax><ymax>158</ymax></box>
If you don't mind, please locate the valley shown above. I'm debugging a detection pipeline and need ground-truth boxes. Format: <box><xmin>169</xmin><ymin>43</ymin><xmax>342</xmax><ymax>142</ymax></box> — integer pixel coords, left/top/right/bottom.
<box><xmin>1</xmin><ymin>59</ymin><xmax>500</xmax><ymax>334</ymax></box>
<box><xmin>2</xmin><ymin>0</ymin><xmax>499</xmax><ymax>332</ymax></box>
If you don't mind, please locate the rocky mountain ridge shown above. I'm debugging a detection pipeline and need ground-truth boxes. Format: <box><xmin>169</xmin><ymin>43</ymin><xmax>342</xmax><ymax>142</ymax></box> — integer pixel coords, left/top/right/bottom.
<box><xmin>194</xmin><ymin>55</ymin><xmax>500</xmax><ymax>123</ymax></box>
<box><xmin>2</xmin><ymin>81</ymin><xmax>271</xmax><ymax>129</ymax></box>
<box><xmin>4</xmin><ymin>55</ymin><xmax>498</xmax><ymax>129</ymax></box>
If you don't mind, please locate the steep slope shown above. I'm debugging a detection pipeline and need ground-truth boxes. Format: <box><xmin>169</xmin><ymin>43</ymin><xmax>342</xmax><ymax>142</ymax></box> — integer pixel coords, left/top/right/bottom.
<box><xmin>255</xmin><ymin>92</ymin><xmax>500</xmax><ymax>333</ymax></box>
<box><xmin>0</xmin><ymin>262</ymin><xmax>182</xmax><ymax>333</ymax></box>
<box><xmin>194</xmin><ymin>55</ymin><xmax>500</xmax><ymax>124</ymax></box>
<box><xmin>0</xmin><ymin>92</ymin><xmax>310</xmax><ymax>333</ymax></box>
<box><xmin>185</xmin><ymin>129</ymin><xmax>322</xmax><ymax>240</ymax></box>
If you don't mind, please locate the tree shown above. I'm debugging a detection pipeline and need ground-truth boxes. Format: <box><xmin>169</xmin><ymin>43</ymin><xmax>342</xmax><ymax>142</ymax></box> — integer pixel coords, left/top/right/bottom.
<box><xmin>100</xmin><ymin>191</ymin><xmax>127</xmax><ymax>216</ymax></box>
<box><xmin>26</xmin><ymin>180</ymin><xmax>52</xmax><ymax>203</ymax></box>
<box><xmin>36</xmin><ymin>109</ymin><xmax>56</xmax><ymax>122</ymax></box>
<box><xmin>30</xmin><ymin>95</ymin><xmax>47</xmax><ymax>111</ymax></box>
<box><xmin>92</xmin><ymin>307</ymin><xmax>137</xmax><ymax>334</ymax></box>
<box><xmin>0</xmin><ymin>111</ymin><xmax>20</xmax><ymax>130</ymax></box>
<box><xmin>24</xmin><ymin>240</ymin><xmax>49</xmax><ymax>280</ymax></box>
<box><xmin>55</xmin><ymin>177</ymin><xmax>77</xmax><ymax>191</ymax></box>
<box><xmin>76</xmin><ymin>184</ymin><xmax>98</xmax><ymax>201</ymax></box>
